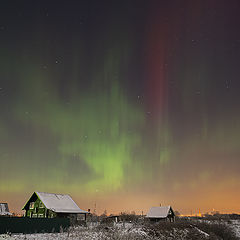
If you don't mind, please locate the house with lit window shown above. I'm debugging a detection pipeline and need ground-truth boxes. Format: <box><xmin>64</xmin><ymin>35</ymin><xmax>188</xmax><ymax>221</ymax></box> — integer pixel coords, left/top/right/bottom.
<box><xmin>22</xmin><ymin>192</ymin><xmax>88</xmax><ymax>221</ymax></box>
<box><xmin>146</xmin><ymin>206</ymin><xmax>175</xmax><ymax>222</ymax></box>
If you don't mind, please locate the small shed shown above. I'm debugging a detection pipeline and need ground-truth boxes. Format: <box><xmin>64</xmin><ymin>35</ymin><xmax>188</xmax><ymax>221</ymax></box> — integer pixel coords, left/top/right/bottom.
<box><xmin>22</xmin><ymin>192</ymin><xmax>88</xmax><ymax>222</ymax></box>
<box><xmin>0</xmin><ymin>203</ymin><xmax>11</xmax><ymax>216</ymax></box>
<box><xmin>146</xmin><ymin>206</ymin><xmax>175</xmax><ymax>222</ymax></box>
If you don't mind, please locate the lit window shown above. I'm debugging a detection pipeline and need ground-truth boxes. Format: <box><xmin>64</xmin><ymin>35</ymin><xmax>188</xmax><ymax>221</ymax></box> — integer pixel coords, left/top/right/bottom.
<box><xmin>29</xmin><ymin>202</ymin><xmax>34</xmax><ymax>209</ymax></box>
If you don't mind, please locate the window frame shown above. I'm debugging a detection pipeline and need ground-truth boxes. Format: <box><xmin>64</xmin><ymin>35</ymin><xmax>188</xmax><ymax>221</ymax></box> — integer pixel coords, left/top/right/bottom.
<box><xmin>39</xmin><ymin>201</ymin><xmax>44</xmax><ymax>208</ymax></box>
<box><xmin>29</xmin><ymin>202</ymin><xmax>34</xmax><ymax>209</ymax></box>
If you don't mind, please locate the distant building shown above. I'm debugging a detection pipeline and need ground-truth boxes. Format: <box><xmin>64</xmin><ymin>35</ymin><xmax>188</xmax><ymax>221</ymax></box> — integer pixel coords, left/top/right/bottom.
<box><xmin>22</xmin><ymin>192</ymin><xmax>88</xmax><ymax>222</ymax></box>
<box><xmin>146</xmin><ymin>206</ymin><xmax>175</xmax><ymax>222</ymax></box>
<box><xmin>0</xmin><ymin>203</ymin><xmax>11</xmax><ymax>216</ymax></box>
<box><xmin>102</xmin><ymin>215</ymin><xmax>119</xmax><ymax>223</ymax></box>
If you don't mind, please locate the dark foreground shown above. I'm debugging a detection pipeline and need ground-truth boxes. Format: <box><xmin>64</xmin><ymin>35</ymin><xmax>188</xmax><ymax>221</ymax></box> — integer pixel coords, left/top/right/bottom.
<box><xmin>0</xmin><ymin>218</ymin><xmax>239</xmax><ymax>240</ymax></box>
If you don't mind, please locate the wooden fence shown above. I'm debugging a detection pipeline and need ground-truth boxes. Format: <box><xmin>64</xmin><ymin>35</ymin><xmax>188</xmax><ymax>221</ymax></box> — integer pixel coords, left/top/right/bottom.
<box><xmin>0</xmin><ymin>216</ymin><xmax>70</xmax><ymax>234</ymax></box>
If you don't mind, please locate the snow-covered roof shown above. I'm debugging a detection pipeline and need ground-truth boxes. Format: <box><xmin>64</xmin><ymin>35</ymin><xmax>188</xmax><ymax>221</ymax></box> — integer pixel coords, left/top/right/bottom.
<box><xmin>26</xmin><ymin>192</ymin><xmax>88</xmax><ymax>214</ymax></box>
<box><xmin>0</xmin><ymin>203</ymin><xmax>11</xmax><ymax>215</ymax></box>
<box><xmin>146</xmin><ymin>206</ymin><xmax>173</xmax><ymax>218</ymax></box>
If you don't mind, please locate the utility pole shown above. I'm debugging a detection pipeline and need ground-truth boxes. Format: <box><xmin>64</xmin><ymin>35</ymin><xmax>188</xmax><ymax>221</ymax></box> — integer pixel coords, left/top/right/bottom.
<box><xmin>94</xmin><ymin>202</ymin><xmax>97</xmax><ymax>215</ymax></box>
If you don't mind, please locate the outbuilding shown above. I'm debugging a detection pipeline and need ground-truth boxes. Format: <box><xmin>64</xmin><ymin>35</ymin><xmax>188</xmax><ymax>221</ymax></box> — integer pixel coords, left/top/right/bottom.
<box><xmin>146</xmin><ymin>206</ymin><xmax>175</xmax><ymax>222</ymax></box>
<box><xmin>0</xmin><ymin>203</ymin><xmax>11</xmax><ymax>216</ymax></box>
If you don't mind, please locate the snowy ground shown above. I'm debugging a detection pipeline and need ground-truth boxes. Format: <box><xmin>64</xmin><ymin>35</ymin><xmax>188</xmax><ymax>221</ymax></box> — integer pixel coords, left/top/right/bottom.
<box><xmin>0</xmin><ymin>220</ymin><xmax>239</xmax><ymax>240</ymax></box>
<box><xmin>0</xmin><ymin>224</ymin><xmax>146</xmax><ymax>240</ymax></box>
<box><xmin>229</xmin><ymin>220</ymin><xmax>240</xmax><ymax>238</ymax></box>
<box><xmin>0</xmin><ymin>225</ymin><xmax>147</xmax><ymax>240</ymax></box>
<box><xmin>0</xmin><ymin>226</ymin><xmax>204</xmax><ymax>240</ymax></box>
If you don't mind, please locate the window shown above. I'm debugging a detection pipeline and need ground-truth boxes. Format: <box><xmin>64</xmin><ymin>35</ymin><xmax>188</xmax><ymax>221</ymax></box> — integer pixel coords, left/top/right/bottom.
<box><xmin>39</xmin><ymin>201</ymin><xmax>44</xmax><ymax>208</ymax></box>
<box><xmin>29</xmin><ymin>202</ymin><xmax>34</xmax><ymax>209</ymax></box>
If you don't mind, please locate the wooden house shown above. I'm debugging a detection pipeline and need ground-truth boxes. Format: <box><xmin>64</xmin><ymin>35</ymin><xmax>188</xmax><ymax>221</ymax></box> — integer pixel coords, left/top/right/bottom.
<box><xmin>22</xmin><ymin>192</ymin><xmax>88</xmax><ymax>221</ymax></box>
<box><xmin>146</xmin><ymin>206</ymin><xmax>175</xmax><ymax>222</ymax></box>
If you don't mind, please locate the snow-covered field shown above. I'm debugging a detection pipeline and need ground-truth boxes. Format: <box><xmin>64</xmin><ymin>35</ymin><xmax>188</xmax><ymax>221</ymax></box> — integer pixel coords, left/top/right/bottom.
<box><xmin>229</xmin><ymin>220</ymin><xmax>240</xmax><ymax>238</ymax></box>
<box><xmin>0</xmin><ymin>220</ymin><xmax>239</xmax><ymax>240</ymax></box>
<box><xmin>0</xmin><ymin>224</ymin><xmax>148</xmax><ymax>240</ymax></box>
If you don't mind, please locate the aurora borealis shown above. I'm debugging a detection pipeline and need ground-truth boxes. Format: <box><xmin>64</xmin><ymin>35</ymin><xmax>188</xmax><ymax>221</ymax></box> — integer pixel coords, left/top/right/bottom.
<box><xmin>1</xmin><ymin>1</ymin><xmax>240</xmax><ymax>215</ymax></box>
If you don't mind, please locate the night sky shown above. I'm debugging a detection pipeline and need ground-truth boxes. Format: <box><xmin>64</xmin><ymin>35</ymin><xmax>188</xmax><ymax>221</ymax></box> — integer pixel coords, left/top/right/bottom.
<box><xmin>1</xmin><ymin>0</ymin><xmax>240</xmax><ymax>215</ymax></box>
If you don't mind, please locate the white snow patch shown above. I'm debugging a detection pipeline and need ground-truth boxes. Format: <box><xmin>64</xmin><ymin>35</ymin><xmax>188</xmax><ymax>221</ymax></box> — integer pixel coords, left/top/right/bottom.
<box><xmin>194</xmin><ymin>226</ymin><xmax>209</xmax><ymax>237</ymax></box>
<box><xmin>228</xmin><ymin>220</ymin><xmax>240</xmax><ymax>238</ymax></box>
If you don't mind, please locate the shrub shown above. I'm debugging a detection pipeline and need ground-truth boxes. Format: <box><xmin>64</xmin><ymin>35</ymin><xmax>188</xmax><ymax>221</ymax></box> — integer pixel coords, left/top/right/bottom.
<box><xmin>195</xmin><ymin>222</ymin><xmax>238</xmax><ymax>240</ymax></box>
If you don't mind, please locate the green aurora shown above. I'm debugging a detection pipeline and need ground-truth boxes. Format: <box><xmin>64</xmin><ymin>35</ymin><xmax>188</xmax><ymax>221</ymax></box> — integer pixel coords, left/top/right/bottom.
<box><xmin>0</xmin><ymin>0</ymin><xmax>240</xmax><ymax>215</ymax></box>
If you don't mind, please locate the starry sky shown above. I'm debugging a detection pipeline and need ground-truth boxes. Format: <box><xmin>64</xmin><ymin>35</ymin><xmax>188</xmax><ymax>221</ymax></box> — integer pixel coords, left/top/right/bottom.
<box><xmin>1</xmin><ymin>0</ymin><xmax>240</xmax><ymax>215</ymax></box>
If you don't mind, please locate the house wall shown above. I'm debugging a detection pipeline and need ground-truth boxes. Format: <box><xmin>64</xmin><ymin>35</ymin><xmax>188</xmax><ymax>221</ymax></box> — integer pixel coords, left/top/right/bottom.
<box><xmin>25</xmin><ymin>198</ymin><xmax>56</xmax><ymax>218</ymax></box>
<box><xmin>148</xmin><ymin>215</ymin><xmax>175</xmax><ymax>223</ymax></box>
